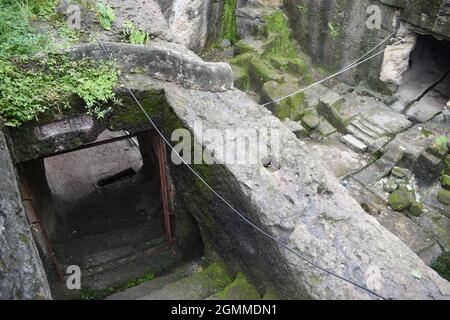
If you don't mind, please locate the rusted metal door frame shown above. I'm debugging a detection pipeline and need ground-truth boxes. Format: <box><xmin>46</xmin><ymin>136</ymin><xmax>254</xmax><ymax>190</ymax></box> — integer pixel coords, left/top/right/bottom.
<box><xmin>152</xmin><ymin>133</ymin><xmax>175</xmax><ymax>247</ymax></box>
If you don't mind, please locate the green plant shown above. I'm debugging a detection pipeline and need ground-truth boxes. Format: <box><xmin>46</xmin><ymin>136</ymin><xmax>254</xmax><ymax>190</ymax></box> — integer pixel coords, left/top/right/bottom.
<box><xmin>122</xmin><ymin>20</ymin><xmax>150</xmax><ymax>45</ymax></box>
<box><xmin>0</xmin><ymin>1</ymin><xmax>117</xmax><ymax>127</ymax></box>
<box><xmin>0</xmin><ymin>55</ymin><xmax>118</xmax><ymax>127</ymax></box>
<box><xmin>328</xmin><ymin>21</ymin><xmax>340</xmax><ymax>39</ymax></box>
<box><xmin>435</xmin><ymin>135</ymin><xmax>449</xmax><ymax>148</ymax></box>
<box><xmin>96</xmin><ymin>0</ymin><xmax>116</xmax><ymax>30</ymax></box>
<box><xmin>0</xmin><ymin>2</ymin><xmax>49</xmax><ymax>59</ymax></box>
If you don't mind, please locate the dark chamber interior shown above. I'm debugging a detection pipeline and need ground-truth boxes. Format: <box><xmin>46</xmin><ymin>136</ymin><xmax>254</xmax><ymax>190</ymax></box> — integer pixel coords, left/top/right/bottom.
<box><xmin>19</xmin><ymin>130</ymin><xmax>203</xmax><ymax>299</ymax></box>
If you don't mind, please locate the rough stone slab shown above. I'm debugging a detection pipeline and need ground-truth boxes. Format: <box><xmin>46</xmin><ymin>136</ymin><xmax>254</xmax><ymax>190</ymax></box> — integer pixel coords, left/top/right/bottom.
<box><xmin>282</xmin><ymin>120</ymin><xmax>308</xmax><ymax>139</ymax></box>
<box><xmin>0</xmin><ymin>126</ymin><xmax>51</xmax><ymax>300</ymax></box>
<box><xmin>341</xmin><ymin>134</ymin><xmax>368</xmax><ymax>153</ymax></box>
<box><xmin>406</xmin><ymin>89</ymin><xmax>448</xmax><ymax>123</ymax></box>
<box><xmin>68</xmin><ymin>42</ymin><xmax>234</xmax><ymax>92</ymax></box>
<box><xmin>152</xmin><ymin>78</ymin><xmax>450</xmax><ymax>299</ymax></box>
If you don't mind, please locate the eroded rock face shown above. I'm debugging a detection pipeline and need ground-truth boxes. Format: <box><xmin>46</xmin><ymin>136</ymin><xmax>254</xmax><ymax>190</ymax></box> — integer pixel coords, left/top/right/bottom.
<box><xmin>380</xmin><ymin>24</ymin><xmax>418</xmax><ymax>89</ymax></box>
<box><xmin>284</xmin><ymin>0</ymin><xmax>450</xmax><ymax>85</ymax></box>
<box><xmin>164</xmin><ymin>0</ymin><xmax>210</xmax><ymax>52</ymax></box>
<box><xmin>0</xmin><ymin>127</ymin><xmax>51</xmax><ymax>300</ymax></box>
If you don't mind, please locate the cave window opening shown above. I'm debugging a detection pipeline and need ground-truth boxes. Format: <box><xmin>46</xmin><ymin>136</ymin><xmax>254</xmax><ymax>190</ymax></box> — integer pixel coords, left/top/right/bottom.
<box><xmin>399</xmin><ymin>34</ymin><xmax>450</xmax><ymax>122</ymax></box>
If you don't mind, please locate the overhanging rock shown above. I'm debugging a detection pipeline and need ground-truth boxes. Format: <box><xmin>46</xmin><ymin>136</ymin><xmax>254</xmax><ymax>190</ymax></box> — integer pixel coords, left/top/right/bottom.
<box><xmin>68</xmin><ymin>41</ymin><xmax>234</xmax><ymax>92</ymax></box>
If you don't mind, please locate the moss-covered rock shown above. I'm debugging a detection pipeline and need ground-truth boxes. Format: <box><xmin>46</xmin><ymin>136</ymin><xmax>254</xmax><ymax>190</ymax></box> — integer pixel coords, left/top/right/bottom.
<box><xmin>384</xmin><ymin>177</ymin><xmax>398</xmax><ymax>193</ymax></box>
<box><xmin>248</xmin><ymin>58</ymin><xmax>283</xmax><ymax>91</ymax></box>
<box><xmin>409</xmin><ymin>201</ymin><xmax>424</xmax><ymax>217</ymax></box>
<box><xmin>261</xmin><ymin>10</ymin><xmax>297</xmax><ymax>60</ymax></box>
<box><xmin>234</xmin><ymin>40</ymin><xmax>257</xmax><ymax>55</ymax></box>
<box><xmin>301</xmin><ymin>109</ymin><xmax>320</xmax><ymax>130</ymax></box>
<box><xmin>391</xmin><ymin>166</ymin><xmax>410</xmax><ymax>179</ymax></box>
<box><xmin>210</xmin><ymin>273</ymin><xmax>261</xmax><ymax>300</ymax></box>
<box><xmin>437</xmin><ymin>189</ymin><xmax>450</xmax><ymax>205</ymax></box>
<box><xmin>261</xmin><ymin>81</ymin><xmax>306</xmax><ymax>120</ymax></box>
<box><xmin>431</xmin><ymin>253</ymin><xmax>450</xmax><ymax>282</ymax></box>
<box><xmin>269</xmin><ymin>56</ymin><xmax>290</xmax><ymax>71</ymax></box>
<box><xmin>229</xmin><ymin>52</ymin><xmax>254</xmax><ymax>67</ymax></box>
<box><xmin>231</xmin><ymin>65</ymin><xmax>250</xmax><ymax>91</ymax></box>
<box><xmin>442</xmin><ymin>175</ymin><xmax>450</xmax><ymax>190</ymax></box>
<box><xmin>388</xmin><ymin>190</ymin><xmax>414</xmax><ymax>211</ymax></box>
<box><xmin>288</xmin><ymin>58</ymin><xmax>308</xmax><ymax>75</ymax></box>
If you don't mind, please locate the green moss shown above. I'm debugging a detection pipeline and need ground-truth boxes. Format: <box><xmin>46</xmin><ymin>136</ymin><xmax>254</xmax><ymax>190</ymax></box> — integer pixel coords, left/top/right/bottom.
<box><xmin>432</xmin><ymin>253</ymin><xmax>450</xmax><ymax>281</ymax></box>
<box><xmin>437</xmin><ymin>189</ymin><xmax>450</xmax><ymax>205</ymax></box>
<box><xmin>229</xmin><ymin>53</ymin><xmax>254</xmax><ymax>67</ymax></box>
<box><xmin>18</xmin><ymin>233</ymin><xmax>28</xmax><ymax>244</ymax></box>
<box><xmin>388</xmin><ymin>190</ymin><xmax>413</xmax><ymax>211</ymax></box>
<box><xmin>180</xmin><ymin>262</ymin><xmax>232</xmax><ymax>293</ymax></box>
<box><xmin>230</xmin><ymin>65</ymin><xmax>249</xmax><ymax>91</ymax></box>
<box><xmin>420</xmin><ymin>128</ymin><xmax>433</xmax><ymax>138</ymax></box>
<box><xmin>112</xmin><ymin>89</ymin><xmax>166</xmax><ymax>126</ymax></box>
<box><xmin>192</xmin><ymin>163</ymin><xmax>214</xmax><ymax>199</ymax></box>
<box><xmin>409</xmin><ymin>201</ymin><xmax>424</xmax><ymax>217</ymax></box>
<box><xmin>212</xmin><ymin>273</ymin><xmax>261</xmax><ymax>300</ymax></box>
<box><xmin>269</xmin><ymin>56</ymin><xmax>290</xmax><ymax>71</ymax></box>
<box><xmin>441</xmin><ymin>175</ymin><xmax>450</xmax><ymax>190</ymax></box>
<box><xmin>261</xmin><ymin>10</ymin><xmax>297</xmax><ymax>60</ymax></box>
<box><xmin>218</xmin><ymin>0</ymin><xmax>238</xmax><ymax>44</ymax></box>
<box><xmin>248</xmin><ymin>58</ymin><xmax>283</xmax><ymax>91</ymax></box>
<box><xmin>262</xmin><ymin>81</ymin><xmax>306</xmax><ymax>120</ymax></box>
<box><xmin>287</xmin><ymin>58</ymin><xmax>308</xmax><ymax>75</ymax></box>
<box><xmin>234</xmin><ymin>40</ymin><xmax>256</xmax><ymax>55</ymax></box>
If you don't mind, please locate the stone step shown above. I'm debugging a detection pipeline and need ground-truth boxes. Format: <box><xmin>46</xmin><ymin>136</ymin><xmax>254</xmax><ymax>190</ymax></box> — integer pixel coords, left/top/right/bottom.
<box><xmin>357</xmin><ymin>118</ymin><xmax>388</xmax><ymax>137</ymax></box>
<box><xmin>341</xmin><ymin>134</ymin><xmax>368</xmax><ymax>153</ymax></box>
<box><xmin>352</xmin><ymin>120</ymin><xmax>379</xmax><ymax>140</ymax></box>
<box><xmin>106</xmin><ymin>260</ymin><xmax>202</xmax><ymax>300</ymax></box>
<box><xmin>205</xmin><ymin>273</ymin><xmax>261</xmax><ymax>300</ymax></box>
<box><xmin>346</xmin><ymin>123</ymin><xmax>375</xmax><ymax>146</ymax></box>
<box><xmin>138</xmin><ymin>263</ymin><xmax>233</xmax><ymax>300</ymax></box>
<box><xmin>80</xmin><ymin>245</ymin><xmax>183</xmax><ymax>292</ymax></box>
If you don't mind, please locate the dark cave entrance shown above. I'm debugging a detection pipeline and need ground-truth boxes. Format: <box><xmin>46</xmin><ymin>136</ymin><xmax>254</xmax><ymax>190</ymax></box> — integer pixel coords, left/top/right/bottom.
<box><xmin>398</xmin><ymin>34</ymin><xmax>450</xmax><ymax>122</ymax></box>
<box><xmin>18</xmin><ymin>130</ymin><xmax>203</xmax><ymax>299</ymax></box>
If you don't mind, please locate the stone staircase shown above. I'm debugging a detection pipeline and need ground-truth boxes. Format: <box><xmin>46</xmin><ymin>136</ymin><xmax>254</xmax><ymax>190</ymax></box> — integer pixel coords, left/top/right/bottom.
<box><xmin>346</xmin><ymin>116</ymin><xmax>390</xmax><ymax>152</ymax></box>
<box><xmin>106</xmin><ymin>261</ymin><xmax>264</xmax><ymax>300</ymax></box>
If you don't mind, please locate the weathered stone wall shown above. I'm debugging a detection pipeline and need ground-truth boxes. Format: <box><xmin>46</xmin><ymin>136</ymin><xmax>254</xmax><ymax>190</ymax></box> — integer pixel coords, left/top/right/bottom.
<box><xmin>284</xmin><ymin>0</ymin><xmax>450</xmax><ymax>87</ymax></box>
<box><xmin>0</xmin><ymin>125</ymin><xmax>51</xmax><ymax>300</ymax></box>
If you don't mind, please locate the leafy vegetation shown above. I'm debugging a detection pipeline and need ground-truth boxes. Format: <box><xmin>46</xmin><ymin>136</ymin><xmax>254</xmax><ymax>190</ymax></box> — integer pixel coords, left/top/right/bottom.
<box><xmin>0</xmin><ymin>0</ymin><xmax>118</xmax><ymax>127</ymax></box>
<box><xmin>96</xmin><ymin>0</ymin><xmax>116</xmax><ymax>30</ymax></box>
<box><xmin>122</xmin><ymin>20</ymin><xmax>150</xmax><ymax>45</ymax></box>
<box><xmin>0</xmin><ymin>56</ymin><xmax>118</xmax><ymax>126</ymax></box>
